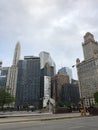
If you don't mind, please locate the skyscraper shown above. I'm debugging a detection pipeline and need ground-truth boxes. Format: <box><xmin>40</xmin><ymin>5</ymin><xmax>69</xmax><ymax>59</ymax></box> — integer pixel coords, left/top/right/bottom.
<box><xmin>6</xmin><ymin>42</ymin><xmax>20</xmax><ymax>100</ymax></box>
<box><xmin>52</xmin><ymin>72</ymin><xmax>70</xmax><ymax>102</ymax></box>
<box><xmin>61</xmin><ymin>83</ymin><xmax>80</xmax><ymax>106</ymax></box>
<box><xmin>0</xmin><ymin>67</ymin><xmax>9</xmax><ymax>89</ymax></box>
<box><xmin>16</xmin><ymin>56</ymin><xmax>40</xmax><ymax>108</ymax></box>
<box><xmin>76</xmin><ymin>32</ymin><xmax>98</xmax><ymax>107</ymax></box>
<box><xmin>58</xmin><ymin>67</ymin><xmax>73</xmax><ymax>83</ymax></box>
<box><xmin>40</xmin><ymin>61</ymin><xmax>55</xmax><ymax>107</ymax></box>
<box><xmin>39</xmin><ymin>51</ymin><xmax>56</xmax><ymax>73</ymax></box>
<box><xmin>82</xmin><ymin>32</ymin><xmax>98</xmax><ymax>60</ymax></box>
<box><xmin>39</xmin><ymin>51</ymin><xmax>56</xmax><ymax>107</ymax></box>
<box><xmin>13</xmin><ymin>42</ymin><xmax>20</xmax><ymax>66</ymax></box>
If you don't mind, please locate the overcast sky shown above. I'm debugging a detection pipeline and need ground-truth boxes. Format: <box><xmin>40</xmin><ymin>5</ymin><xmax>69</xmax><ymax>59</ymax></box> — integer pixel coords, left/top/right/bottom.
<box><xmin>0</xmin><ymin>0</ymin><xmax>98</xmax><ymax>79</ymax></box>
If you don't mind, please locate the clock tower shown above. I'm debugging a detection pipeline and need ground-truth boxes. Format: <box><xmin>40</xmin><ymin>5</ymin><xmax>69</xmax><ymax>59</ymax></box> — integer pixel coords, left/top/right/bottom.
<box><xmin>82</xmin><ymin>32</ymin><xmax>98</xmax><ymax>60</ymax></box>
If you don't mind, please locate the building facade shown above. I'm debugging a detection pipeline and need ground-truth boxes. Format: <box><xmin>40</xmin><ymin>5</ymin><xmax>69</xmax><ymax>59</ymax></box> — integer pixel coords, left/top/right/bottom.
<box><xmin>39</xmin><ymin>51</ymin><xmax>56</xmax><ymax>73</ymax></box>
<box><xmin>0</xmin><ymin>67</ymin><xmax>9</xmax><ymax>89</ymax></box>
<box><xmin>76</xmin><ymin>32</ymin><xmax>98</xmax><ymax>107</ymax></box>
<box><xmin>6</xmin><ymin>42</ymin><xmax>20</xmax><ymax>99</ymax></box>
<box><xmin>40</xmin><ymin>62</ymin><xmax>55</xmax><ymax>98</ymax></box>
<box><xmin>58</xmin><ymin>67</ymin><xmax>73</xmax><ymax>83</ymax></box>
<box><xmin>43</xmin><ymin>76</ymin><xmax>51</xmax><ymax>107</ymax></box>
<box><xmin>16</xmin><ymin>56</ymin><xmax>40</xmax><ymax>108</ymax></box>
<box><xmin>39</xmin><ymin>52</ymin><xmax>56</xmax><ymax>107</ymax></box>
<box><xmin>52</xmin><ymin>72</ymin><xmax>69</xmax><ymax>102</ymax></box>
<box><xmin>61</xmin><ymin>83</ymin><xmax>80</xmax><ymax>107</ymax></box>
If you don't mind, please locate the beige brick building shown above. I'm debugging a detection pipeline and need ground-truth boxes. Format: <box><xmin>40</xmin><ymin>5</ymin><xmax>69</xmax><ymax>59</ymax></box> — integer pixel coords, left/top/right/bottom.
<box><xmin>76</xmin><ymin>32</ymin><xmax>98</xmax><ymax>107</ymax></box>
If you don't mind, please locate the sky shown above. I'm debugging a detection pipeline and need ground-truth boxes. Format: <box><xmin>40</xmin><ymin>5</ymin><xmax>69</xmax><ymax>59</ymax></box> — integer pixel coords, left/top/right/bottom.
<box><xmin>0</xmin><ymin>0</ymin><xmax>98</xmax><ymax>79</ymax></box>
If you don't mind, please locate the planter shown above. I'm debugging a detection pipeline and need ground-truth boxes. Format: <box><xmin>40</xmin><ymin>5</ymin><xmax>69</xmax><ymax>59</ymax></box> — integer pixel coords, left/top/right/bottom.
<box><xmin>55</xmin><ymin>107</ymin><xmax>72</xmax><ymax>114</ymax></box>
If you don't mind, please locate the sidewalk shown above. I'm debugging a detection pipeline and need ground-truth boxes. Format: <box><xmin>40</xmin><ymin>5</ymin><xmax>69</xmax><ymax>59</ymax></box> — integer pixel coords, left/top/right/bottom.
<box><xmin>0</xmin><ymin>112</ymin><xmax>90</xmax><ymax>124</ymax></box>
<box><xmin>0</xmin><ymin>111</ymin><xmax>52</xmax><ymax>118</ymax></box>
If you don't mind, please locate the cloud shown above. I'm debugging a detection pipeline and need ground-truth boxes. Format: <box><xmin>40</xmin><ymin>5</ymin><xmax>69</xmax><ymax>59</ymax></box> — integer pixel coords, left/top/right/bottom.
<box><xmin>0</xmin><ymin>0</ymin><xmax>98</xmax><ymax>79</ymax></box>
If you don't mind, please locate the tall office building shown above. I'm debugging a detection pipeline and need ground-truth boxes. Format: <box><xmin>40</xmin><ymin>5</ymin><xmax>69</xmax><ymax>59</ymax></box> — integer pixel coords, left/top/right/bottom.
<box><xmin>0</xmin><ymin>61</ymin><xmax>9</xmax><ymax>89</ymax></box>
<box><xmin>52</xmin><ymin>72</ymin><xmax>69</xmax><ymax>102</ymax></box>
<box><xmin>39</xmin><ymin>51</ymin><xmax>56</xmax><ymax>107</ymax></box>
<box><xmin>6</xmin><ymin>42</ymin><xmax>20</xmax><ymax>99</ymax></box>
<box><xmin>40</xmin><ymin>62</ymin><xmax>55</xmax><ymax>97</ymax></box>
<box><xmin>39</xmin><ymin>51</ymin><xmax>56</xmax><ymax>73</ymax></box>
<box><xmin>0</xmin><ymin>67</ymin><xmax>9</xmax><ymax>89</ymax></box>
<box><xmin>16</xmin><ymin>56</ymin><xmax>40</xmax><ymax>108</ymax></box>
<box><xmin>58</xmin><ymin>67</ymin><xmax>73</xmax><ymax>83</ymax></box>
<box><xmin>61</xmin><ymin>83</ymin><xmax>80</xmax><ymax>106</ymax></box>
<box><xmin>40</xmin><ymin>61</ymin><xmax>55</xmax><ymax>107</ymax></box>
<box><xmin>76</xmin><ymin>32</ymin><xmax>98</xmax><ymax>107</ymax></box>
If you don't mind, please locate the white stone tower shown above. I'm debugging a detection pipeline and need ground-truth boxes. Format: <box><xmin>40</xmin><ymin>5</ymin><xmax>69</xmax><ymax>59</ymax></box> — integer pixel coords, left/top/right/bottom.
<box><xmin>6</xmin><ymin>42</ymin><xmax>20</xmax><ymax>102</ymax></box>
<box><xmin>13</xmin><ymin>42</ymin><xmax>20</xmax><ymax>66</ymax></box>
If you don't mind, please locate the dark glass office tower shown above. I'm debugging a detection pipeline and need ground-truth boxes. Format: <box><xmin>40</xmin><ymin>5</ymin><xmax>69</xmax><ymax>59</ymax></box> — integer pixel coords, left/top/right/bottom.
<box><xmin>0</xmin><ymin>67</ymin><xmax>9</xmax><ymax>89</ymax></box>
<box><xmin>39</xmin><ymin>51</ymin><xmax>55</xmax><ymax>99</ymax></box>
<box><xmin>40</xmin><ymin>62</ymin><xmax>55</xmax><ymax>98</ymax></box>
<box><xmin>16</xmin><ymin>56</ymin><xmax>40</xmax><ymax>108</ymax></box>
<box><xmin>61</xmin><ymin>83</ymin><xmax>80</xmax><ymax>107</ymax></box>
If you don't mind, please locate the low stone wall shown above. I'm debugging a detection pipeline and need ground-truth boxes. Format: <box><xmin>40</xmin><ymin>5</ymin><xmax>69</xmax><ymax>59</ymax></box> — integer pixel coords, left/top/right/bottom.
<box><xmin>55</xmin><ymin>107</ymin><xmax>72</xmax><ymax>114</ymax></box>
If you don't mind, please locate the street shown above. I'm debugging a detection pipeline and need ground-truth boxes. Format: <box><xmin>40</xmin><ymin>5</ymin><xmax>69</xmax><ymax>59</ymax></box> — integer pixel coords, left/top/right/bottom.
<box><xmin>0</xmin><ymin>116</ymin><xmax>98</xmax><ymax>130</ymax></box>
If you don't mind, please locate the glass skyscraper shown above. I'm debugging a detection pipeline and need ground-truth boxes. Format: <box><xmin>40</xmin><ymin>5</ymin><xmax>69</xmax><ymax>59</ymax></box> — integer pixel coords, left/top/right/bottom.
<box><xmin>39</xmin><ymin>51</ymin><xmax>56</xmax><ymax>73</ymax></box>
<box><xmin>16</xmin><ymin>56</ymin><xmax>40</xmax><ymax>108</ymax></box>
<box><xmin>39</xmin><ymin>51</ymin><xmax>56</xmax><ymax>107</ymax></box>
<box><xmin>0</xmin><ymin>65</ymin><xmax>9</xmax><ymax>89</ymax></box>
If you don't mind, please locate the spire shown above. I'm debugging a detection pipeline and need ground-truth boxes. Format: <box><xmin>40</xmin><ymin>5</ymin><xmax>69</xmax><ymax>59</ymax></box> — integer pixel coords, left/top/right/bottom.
<box><xmin>13</xmin><ymin>42</ymin><xmax>21</xmax><ymax>65</ymax></box>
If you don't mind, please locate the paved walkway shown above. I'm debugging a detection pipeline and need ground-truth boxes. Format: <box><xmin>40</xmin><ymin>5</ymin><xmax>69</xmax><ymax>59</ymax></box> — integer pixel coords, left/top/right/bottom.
<box><xmin>0</xmin><ymin>111</ymin><xmax>52</xmax><ymax>117</ymax></box>
<box><xmin>0</xmin><ymin>112</ymin><xmax>90</xmax><ymax>124</ymax></box>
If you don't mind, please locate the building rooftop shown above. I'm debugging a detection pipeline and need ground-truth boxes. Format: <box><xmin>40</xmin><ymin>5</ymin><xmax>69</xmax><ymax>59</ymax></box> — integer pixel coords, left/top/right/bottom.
<box><xmin>24</xmin><ymin>56</ymin><xmax>40</xmax><ymax>59</ymax></box>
